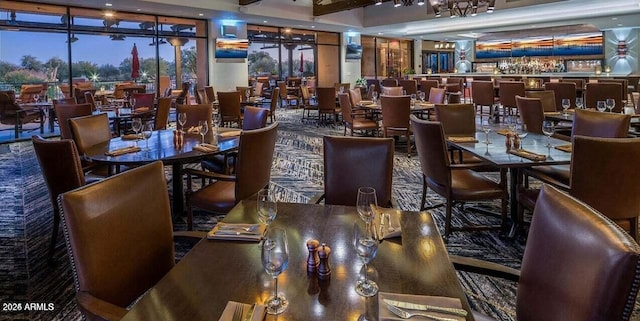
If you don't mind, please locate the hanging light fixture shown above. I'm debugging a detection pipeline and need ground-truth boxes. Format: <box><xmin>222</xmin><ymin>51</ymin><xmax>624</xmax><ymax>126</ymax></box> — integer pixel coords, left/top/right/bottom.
<box><xmin>375</xmin><ymin>0</ymin><xmax>383</xmax><ymax>5</ymax></box>
<box><xmin>428</xmin><ymin>0</ymin><xmax>495</xmax><ymax>17</ymax></box>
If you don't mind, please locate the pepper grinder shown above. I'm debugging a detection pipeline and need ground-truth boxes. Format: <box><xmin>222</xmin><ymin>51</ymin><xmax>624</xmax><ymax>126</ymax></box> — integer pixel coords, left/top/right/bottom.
<box><xmin>306</xmin><ymin>239</ymin><xmax>320</xmax><ymax>273</ymax></box>
<box><xmin>317</xmin><ymin>243</ymin><xmax>331</xmax><ymax>280</ymax></box>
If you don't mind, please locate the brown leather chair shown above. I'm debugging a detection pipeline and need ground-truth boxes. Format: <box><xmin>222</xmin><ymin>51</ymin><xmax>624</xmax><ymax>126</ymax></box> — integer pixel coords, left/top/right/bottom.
<box><xmin>452</xmin><ymin>184</ymin><xmax>640</xmax><ymax>321</ymax></box>
<box><xmin>334</xmin><ymin>83</ymin><xmax>350</xmax><ymax>94</ymax></box>
<box><xmin>0</xmin><ymin>90</ymin><xmax>44</xmax><ymax>139</ymax></box>
<box><xmin>561</xmin><ymin>78</ymin><xmax>584</xmax><ymax>91</ymax></box>
<box><xmin>381</xmin><ymin>86</ymin><xmax>403</xmax><ymax>96</ymax></box>
<box><xmin>236</xmin><ymin>86</ymin><xmax>252</xmax><ymax>101</ymax></box>
<box><xmin>498</xmin><ymin>81</ymin><xmax>525</xmax><ymax>120</ymax></box>
<box><xmin>83</xmin><ymin>92</ymin><xmax>96</xmax><ymax>111</ymax></box>
<box><xmin>253</xmin><ymin>82</ymin><xmax>264</xmax><ymax>97</ymax></box>
<box><xmin>204</xmin><ymin>86</ymin><xmax>216</xmax><ymax>103</ymax></box>
<box><xmin>525</xmin><ymin>90</ymin><xmax>557</xmax><ymax>112</ymax></box>
<box><xmin>316</xmin><ymin>87</ymin><xmax>340</xmax><ymax>124</ymax></box>
<box><xmin>428</xmin><ymin>87</ymin><xmax>446</xmax><ymax>104</ymax></box>
<box><xmin>268</xmin><ymin>87</ymin><xmax>280</xmax><ymax>123</ymax></box>
<box><xmin>59</xmin><ymin>162</ymin><xmax>203</xmax><ymax>320</ymax></box>
<box><xmin>543</xmin><ymin>82</ymin><xmax>575</xmax><ymax>110</ymax></box>
<box><xmin>585</xmin><ymin>82</ymin><xmax>623</xmax><ymax>112</ymax></box>
<box><xmin>381</xmin><ymin>78</ymin><xmax>398</xmax><ymax>87</ymax></box>
<box><xmin>195</xmin><ymin>88</ymin><xmax>208</xmax><ymax>104</ymax></box>
<box><xmin>471</xmin><ymin>80</ymin><xmax>497</xmax><ymax>124</ymax></box>
<box><xmin>18</xmin><ymin>84</ymin><xmax>43</xmax><ymax>102</ymax></box>
<box><xmin>69</xmin><ymin>113</ymin><xmax>113</xmax><ymax>175</ymax></box>
<box><xmin>242</xmin><ymin>106</ymin><xmax>268</xmax><ymax>130</ymax></box>
<box><xmin>278</xmin><ymin>82</ymin><xmax>299</xmax><ymax>107</ymax></box>
<box><xmin>53</xmin><ymin>97</ymin><xmax>77</xmax><ymax>105</ymax></box>
<box><xmin>175</xmin><ymin>82</ymin><xmax>190</xmax><ymax>105</ymax></box>
<box><xmin>515</xmin><ymin>96</ymin><xmax>544</xmax><ymax>134</ymax></box>
<box><xmin>411</xmin><ymin>115</ymin><xmax>507</xmax><ymax>238</ymax></box>
<box><xmin>445</xmin><ymin>77</ymin><xmax>464</xmax><ymax>97</ymax></box>
<box><xmin>381</xmin><ymin>95</ymin><xmax>412</xmax><ymax>156</ymax></box>
<box><xmin>398</xmin><ymin>79</ymin><xmax>418</xmax><ymax>96</ymax></box>
<box><xmin>570</xmin><ymin>135</ymin><xmax>640</xmax><ymax>241</ymax></box>
<box><xmin>599</xmin><ymin>79</ymin><xmax>628</xmax><ymax>108</ymax></box>
<box><xmin>131</xmin><ymin>93</ymin><xmax>155</xmax><ymax>110</ymax></box>
<box><xmin>185</xmin><ymin>123</ymin><xmax>279</xmax><ymax>230</ymax></box>
<box><xmin>338</xmin><ymin>93</ymin><xmax>378</xmax><ymax>136</ymax></box>
<box><xmin>420</xmin><ymin>80</ymin><xmax>439</xmax><ymax>99</ymax></box>
<box><xmin>435</xmin><ymin>103</ymin><xmax>489</xmax><ymax>166</ymax></box>
<box><xmin>154</xmin><ymin>97</ymin><xmax>172</xmax><ymax>130</ymax></box>
<box><xmin>318</xmin><ymin>135</ymin><xmax>394</xmax><ymax>207</ymax></box>
<box><xmin>176</xmin><ymin>103</ymin><xmax>212</xmax><ymax>132</ymax></box>
<box><xmin>53</xmin><ymin>103</ymin><xmax>93</xmax><ymax>140</ymax></box>
<box><xmin>74</xmin><ymin>88</ymin><xmax>96</xmax><ymax>104</ymax></box>
<box><xmin>32</xmin><ymin>135</ymin><xmax>87</xmax><ymax>261</ymax></box>
<box><xmin>348</xmin><ymin>88</ymin><xmax>363</xmax><ymax>107</ymax></box>
<box><xmin>217</xmin><ymin>92</ymin><xmax>243</xmax><ymax>127</ymax></box>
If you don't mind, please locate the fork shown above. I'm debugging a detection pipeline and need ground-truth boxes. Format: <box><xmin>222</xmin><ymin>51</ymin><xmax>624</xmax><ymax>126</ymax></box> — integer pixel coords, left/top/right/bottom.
<box><xmin>218</xmin><ymin>225</ymin><xmax>258</xmax><ymax>232</ymax></box>
<box><xmin>386</xmin><ymin>303</ymin><xmax>457</xmax><ymax>321</ymax></box>
<box><xmin>232</xmin><ymin>304</ymin><xmax>244</xmax><ymax>321</ymax></box>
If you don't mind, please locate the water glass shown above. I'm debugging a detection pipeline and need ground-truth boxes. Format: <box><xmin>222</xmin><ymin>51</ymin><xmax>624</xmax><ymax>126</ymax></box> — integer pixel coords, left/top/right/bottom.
<box><xmin>353</xmin><ymin>221</ymin><xmax>379</xmax><ymax>297</ymax></box>
<box><xmin>198</xmin><ymin>120</ymin><xmax>208</xmax><ymax>144</ymax></box>
<box><xmin>131</xmin><ymin>118</ymin><xmax>142</xmax><ymax>141</ymax></box>
<box><xmin>516</xmin><ymin>123</ymin><xmax>528</xmax><ymax>149</ymax></box>
<box><xmin>261</xmin><ymin>228</ymin><xmax>289</xmax><ymax>314</ymax></box>
<box><xmin>561</xmin><ymin>98</ymin><xmax>570</xmax><ymax>116</ymax></box>
<box><xmin>356</xmin><ymin>187</ymin><xmax>377</xmax><ymax>240</ymax></box>
<box><xmin>178</xmin><ymin>113</ymin><xmax>187</xmax><ymax>130</ymax></box>
<box><xmin>372</xmin><ymin>91</ymin><xmax>378</xmax><ymax>102</ymax></box>
<box><xmin>418</xmin><ymin>91</ymin><xmax>426</xmax><ymax>102</ymax></box>
<box><xmin>257</xmin><ymin>189</ymin><xmax>277</xmax><ymax>227</ymax></box>
<box><xmin>596</xmin><ymin>101</ymin><xmax>606</xmax><ymax>112</ymax></box>
<box><xmin>542</xmin><ymin>120</ymin><xmax>555</xmax><ymax>148</ymax></box>
<box><xmin>575</xmin><ymin>97</ymin><xmax>584</xmax><ymax>109</ymax></box>
<box><xmin>605</xmin><ymin>98</ymin><xmax>615</xmax><ymax>113</ymax></box>
<box><xmin>481</xmin><ymin>117</ymin><xmax>493</xmax><ymax>145</ymax></box>
<box><xmin>142</xmin><ymin>121</ymin><xmax>153</xmax><ymax>150</ymax></box>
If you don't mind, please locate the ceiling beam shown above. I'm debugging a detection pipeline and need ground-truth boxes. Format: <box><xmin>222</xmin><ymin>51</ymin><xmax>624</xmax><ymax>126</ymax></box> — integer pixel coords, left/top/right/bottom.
<box><xmin>239</xmin><ymin>0</ymin><xmax>261</xmax><ymax>5</ymax></box>
<box><xmin>314</xmin><ymin>0</ymin><xmax>376</xmax><ymax>16</ymax></box>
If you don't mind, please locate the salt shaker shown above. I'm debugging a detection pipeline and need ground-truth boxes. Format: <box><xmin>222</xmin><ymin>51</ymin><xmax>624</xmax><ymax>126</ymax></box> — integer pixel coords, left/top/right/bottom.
<box><xmin>306</xmin><ymin>239</ymin><xmax>320</xmax><ymax>273</ymax></box>
<box><xmin>317</xmin><ymin>243</ymin><xmax>331</xmax><ymax>280</ymax></box>
<box><xmin>505</xmin><ymin>132</ymin><xmax>512</xmax><ymax>151</ymax></box>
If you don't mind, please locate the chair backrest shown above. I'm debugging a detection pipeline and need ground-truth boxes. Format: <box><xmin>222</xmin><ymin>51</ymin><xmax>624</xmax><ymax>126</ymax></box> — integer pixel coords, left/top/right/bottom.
<box><xmin>499</xmin><ymin>81</ymin><xmax>525</xmax><ymax>108</ymax></box>
<box><xmin>54</xmin><ymin>103</ymin><xmax>93</xmax><ymax>140</ymax></box>
<box><xmin>217</xmin><ymin>92</ymin><xmax>242</xmax><ymax>123</ymax></box>
<box><xmin>69</xmin><ymin>113</ymin><xmax>112</xmax><ymax>155</ymax></box>
<box><xmin>410</xmin><ymin>116</ymin><xmax>450</xmax><ymax>188</ymax></box>
<box><xmin>53</xmin><ymin>97</ymin><xmax>77</xmax><ymax>105</ymax></box>
<box><xmin>571</xmin><ymin>109</ymin><xmax>630</xmax><ymax>138</ymax></box>
<box><xmin>131</xmin><ymin>93</ymin><xmax>155</xmax><ymax>109</ymax></box>
<box><xmin>19</xmin><ymin>84</ymin><xmax>43</xmax><ymax>102</ymax></box>
<box><xmin>517</xmin><ymin>184</ymin><xmax>640</xmax><ymax>321</ymax></box>
<box><xmin>316</xmin><ymin>87</ymin><xmax>337</xmax><ymax>112</ymax></box>
<box><xmin>254</xmin><ymin>82</ymin><xmax>264</xmax><ymax>97</ymax></box>
<box><xmin>59</xmin><ymin>162</ymin><xmax>175</xmax><ymax>309</ymax></box>
<box><xmin>445</xmin><ymin>77</ymin><xmax>464</xmax><ymax>93</ymax></box>
<box><xmin>381</xmin><ymin>78</ymin><xmax>398</xmax><ymax>87</ymax></box>
<box><xmin>338</xmin><ymin>93</ymin><xmax>353</xmax><ymax>123</ymax></box>
<box><xmin>561</xmin><ymin>78</ymin><xmax>584</xmax><ymax>90</ymax></box>
<box><xmin>471</xmin><ymin>81</ymin><xmax>495</xmax><ymax>106</ymax></box>
<box><xmin>421</xmin><ymin>80</ymin><xmax>440</xmax><ymax>100</ymax></box>
<box><xmin>270</xmin><ymin>87</ymin><xmax>280</xmax><ymax>113</ymax></box>
<box><xmin>83</xmin><ymin>92</ymin><xmax>96</xmax><ymax>111</ymax></box>
<box><xmin>235</xmin><ymin>122</ymin><xmax>279</xmax><ymax>201</ymax></box>
<box><xmin>74</xmin><ymin>88</ymin><xmax>96</xmax><ymax>104</ymax></box>
<box><xmin>349</xmin><ymin>88</ymin><xmax>362</xmax><ymax>107</ymax></box>
<box><xmin>176</xmin><ymin>104</ymin><xmax>213</xmax><ymax>130</ymax></box>
<box><xmin>434</xmin><ymin>103</ymin><xmax>476</xmax><ymax>136</ymax></box>
<box><xmin>32</xmin><ymin>135</ymin><xmax>85</xmax><ymax>219</ymax></box>
<box><xmin>323</xmin><ymin>136</ymin><xmax>394</xmax><ymax>207</ymax></box>
<box><xmin>154</xmin><ymin>97</ymin><xmax>172</xmax><ymax>130</ymax></box>
<box><xmin>300</xmin><ymin>85</ymin><xmax>311</xmax><ymax>102</ymax></box>
<box><xmin>334</xmin><ymin>83</ymin><xmax>350</xmax><ymax>94</ymax></box>
<box><xmin>236</xmin><ymin>86</ymin><xmax>252</xmax><ymax>100</ymax></box>
<box><xmin>599</xmin><ymin>79</ymin><xmax>628</xmax><ymax>106</ymax></box>
<box><xmin>278</xmin><ymin>82</ymin><xmax>287</xmax><ymax>99</ymax></box>
<box><xmin>525</xmin><ymin>90</ymin><xmax>557</xmax><ymax>112</ymax></box>
<box><xmin>0</xmin><ymin>91</ymin><xmax>19</xmax><ymax>123</ymax></box>
<box><xmin>59</xmin><ymin>84</ymin><xmax>72</xmax><ymax>98</ymax></box>
<box><xmin>380</xmin><ymin>95</ymin><xmax>411</xmax><ymax>129</ymax></box>
<box><xmin>176</xmin><ymin>82</ymin><xmax>190</xmax><ymax>105</ymax></box>
<box><xmin>204</xmin><ymin>86</ymin><xmax>216</xmax><ymax>103</ymax></box>
<box><xmin>381</xmin><ymin>86</ymin><xmax>403</xmax><ymax>96</ymax></box>
<box><xmin>570</xmin><ymin>135</ymin><xmax>640</xmax><ymax>239</ymax></box>
<box><xmin>543</xmin><ymin>82</ymin><xmax>575</xmax><ymax>110</ymax></box>
<box><xmin>585</xmin><ymin>83</ymin><xmax>623</xmax><ymax>112</ymax></box>
<box><xmin>366</xmin><ymin>84</ymin><xmax>376</xmax><ymax>100</ymax></box>
<box><xmin>399</xmin><ymin>79</ymin><xmax>418</xmax><ymax>95</ymax></box>
<box><xmin>242</xmin><ymin>106</ymin><xmax>268</xmax><ymax>130</ymax></box>
<box><xmin>428</xmin><ymin>87</ymin><xmax>446</xmax><ymax>104</ymax></box>
<box><xmin>195</xmin><ymin>89</ymin><xmax>207</xmax><ymax>104</ymax></box>
<box><xmin>516</xmin><ymin>96</ymin><xmax>544</xmax><ymax>134</ymax></box>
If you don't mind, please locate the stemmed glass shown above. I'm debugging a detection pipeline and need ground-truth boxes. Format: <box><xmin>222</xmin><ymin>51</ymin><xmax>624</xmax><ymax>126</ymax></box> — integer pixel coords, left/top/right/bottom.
<box><xmin>561</xmin><ymin>98</ymin><xmax>570</xmax><ymax>116</ymax></box>
<box><xmin>372</xmin><ymin>91</ymin><xmax>378</xmax><ymax>104</ymax></box>
<box><xmin>542</xmin><ymin>120</ymin><xmax>555</xmax><ymax>148</ymax></box>
<box><xmin>141</xmin><ymin>121</ymin><xmax>153</xmax><ymax>151</ymax></box>
<box><xmin>356</xmin><ymin>187</ymin><xmax>377</xmax><ymax>237</ymax></box>
<box><xmin>418</xmin><ymin>91</ymin><xmax>426</xmax><ymax>102</ymax></box>
<box><xmin>245</xmin><ymin>89</ymin><xmax>251</xmax><ymax>102</ymax></box>
<box><xmin>261</xmin><ymin>227</ymin><xmax>289</xmax><ymax>315</ymax></box>
<box><xmin>596</xmin><ymin>100</ymin><xmax>606</xmax><ymax>112</ymax></box>
<box><xmin>410</xmin><ymin>93</ymin><xmax>417</xmax><ymax>105</ymax></box>
<box><xmin>575</xmin><ymin>97</ymin><xmax>584</xmax><ymax>110</ymax></box>
<box><xmin>178</xmin><ymin>112</ymin><xmax>187</xmax><ymax>131</ymax></box>
<box><xmin>516</xmin><ymin>123</ymin><xmax>528</xmax><ymax>150</ymax></box>
<box><xmin>481</xmin><ymin>117</ymin><xmax>493</xmax><ymax>145</ymax></box>
<box><xmin>131</xmin><ymin>118</ymin><xmax>142</xmax><ymax>143</ymax></box>
<box><xmin>353</xmin><ymin>221</ymin><xmax>379</xmax><ymax>297</ymax></box>
<box><xmin>257</xmin><ymin>189</ymin><xmax>277</xmax><ymax>229</ymax></box>
<box><xmin>198</xmin><ymin>120</ymin><xmax>208</xmax><ymax>144</ymax></box>
<box><xmin>130</xmin><ymin>97</ymin><xmax>137</xmax><ymax>110</ymax></box>
<box><xmin>605</xmin><ymin>98</ymin><xmax>615</xmax><ymax>113</ymax></box>
<box><xmin>33</xmin><ymin>94</ymin><xmax>39</xmax><ymax>103</ymax></box>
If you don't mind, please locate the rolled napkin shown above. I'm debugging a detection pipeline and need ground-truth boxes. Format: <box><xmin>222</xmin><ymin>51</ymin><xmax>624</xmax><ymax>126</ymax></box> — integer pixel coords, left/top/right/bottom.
<box><xmin>207</xmin><ymin>223</ymin><xmax>266</xmax><ymax>242</ymax></box>
<box><xmin>359</xmin><ymin>100</ymin><xmax>373</xmax><ymax>104</ymax></box>
<box><xmin>555</xmin><ymin>144</ymin><xmax>572</xmax><ymax>153</ymax></box>
<box><xmin>121</xmin><ymin>134</ymin><xmax>140</xmax><ymax>140</ymax></box>
<box><xmin>218</xmin><ymin>301</ymin><xmax>266</xmax><ymax>321</ymax></box>
<box><xmin>378</xmin><ymin>292</ymin><xmax>467</xmax><ymax>321</ymax></box>
<box><xmin>508</xmin><ymin>149</ymin><xmax>547</xmax><ymax>161</ymax></box>
<box><xmin>447</xmin><ymin>136</ymin><xmax>478</xmax><ymax>143</ymax></box>
<box><xmin>134</xmin><ymin>107</ymin><xmax>149</xmax><ymax>113</ymax></box>
<box><xmin>105</xmin><ymin>146</ymin><xmax>141</xmax><ymax>156</ymax></box>
<box><xmin>193</xmin><ymin>143</ymin><xmax>219</xmax><ymax>153</ymax></box>
<box><xmin>376</xmin><ymin>208</ymin><xmax>402</xmax><ymax>239</ymax></box>
<box><xmin>219</xmin><ymin>130</ymin><xmax>242</xmax><ymax>138</ymax></box>
<box><xmin>187</xmin><ymin>126</ymin><xmax>200</xmax><ymax>134</ymax></box>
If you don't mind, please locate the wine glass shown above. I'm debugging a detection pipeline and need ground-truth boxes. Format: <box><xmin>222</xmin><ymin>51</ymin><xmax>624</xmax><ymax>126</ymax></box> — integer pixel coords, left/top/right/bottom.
<box><xmin>257</xmin><ymin>189</ymin><xmax>277</xmax><ymax>228</ymax></box>
<box><xmin>596</xmin><ymin>100</ymin><xmax>606</xmax><ymax>112</ymax></box>
<box><xmin>575</xmin><ymin>97</ymin><xmax>584</xmax><ymax>110</ymax></box>
<box><xmin>142</xmin><ymin>121</ymin><xmax>153</xmax><ymax>151</ymax></box>
<box><xmin>542</xmin><ymin>120</ymin><xmax>555</xmax><ymax>148</ymax></box>
<box><xmin>178</xmin><ymin>113</ymin><xmax>187</xmax><ymax>131</ymax></box>
<box><xmin>561</xmin><ymin>98</ymin><xmax>570</xmax><ymax>116</ymax></box>
<box><xmin>198</xmin><ymin>120</ymin><xmax>208</xmax><ymax>144</ymax></box>
<box><xmin>481</xmin><ymin>117</ymin><xmax>493</xmax><ymax>145</ymax></box>
<box><xmin>353</xmin><ymin>221</ymin><xmax>379</xmax><ymax>297</ymax></box>
<box><xmin>33</xmin><ymin>94</ymin><xmax>39</xmax><ymax>103</ymax></box>
<box><xmin>245</xmin><ymin>89</ymin><xmax>251</xmax><ymax>102</ymax></box>
<box><xmin>130</xmin><ymin>97</ymin><xmax>137</xmax><ymax>110</ymax></box>
<box><xmin>516</xmin><ymin>123</ymin><xmax>528</xmax><ymax>150</ymax></box>
<box><xmin>372</xmin><ymin>91</ymin><xmax>378</xmax><ymax>103</ymax></box>
<box><xmin>356</xmin><ymin>187</ymin><xmax>377</xmax><ymax>239</ymax></box>
<box><xmin>261</xmin><ymin>227</ymin><xmax>289</xmax><ymax>315</ymax></box>
<box><xmin>605</xmin><ymin>98</ymin><xmax>615</xmax><ymax>113</ymax></box>
<box><xmin>418</xmin><ymin>91</ymin><xmax>426</xmax><ymax>102</ymax></box>
<box><xmin>131</xmin><ymin>118</ymin><xmax>142</xmax><ymax>142</ymax></box>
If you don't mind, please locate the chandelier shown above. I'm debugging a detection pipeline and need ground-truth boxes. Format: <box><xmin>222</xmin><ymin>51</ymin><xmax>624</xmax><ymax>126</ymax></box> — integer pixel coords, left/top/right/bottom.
<box><xmin>428</xmin><ymin>0</ymin><xmax>496</xmax><ymax>17</ymax></box>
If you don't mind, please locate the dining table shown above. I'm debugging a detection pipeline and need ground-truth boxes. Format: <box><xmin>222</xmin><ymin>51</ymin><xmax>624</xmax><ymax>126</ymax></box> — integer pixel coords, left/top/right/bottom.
<box><xmin>84</xmin><ymin>129</ymin><xmax>240</xmax><ymax>216</ymax></box>
<box><xmin>120</xmin><ymin>201</ymin><xmax>475</xmax><ymax>321</ymax></box>
<box><xmin>448</xmin><ymin>130</ymin><xmax>572</xmax><ymax>237</ymax></box>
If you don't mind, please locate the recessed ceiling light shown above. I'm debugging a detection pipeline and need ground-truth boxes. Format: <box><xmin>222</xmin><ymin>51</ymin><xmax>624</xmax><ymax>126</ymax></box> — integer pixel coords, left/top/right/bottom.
<box><xmin>618</xmin><ymin>23</ymin><xmax>623</xmax><ymax>26</ymax></box>
<box><xmin>104</xmin><ymin>11</ymin><xmax>115</xmax><ymax>17</ymax></box>
<box><xmin>198</xmin><ymin>13</ymin><xmax>204</xmax><ymax>16</ymax></box>
<box><xmin>378</xmin><ymin>32</ymin><xmax>383</xmax><ymax>35</ymax></box>
<box><xmin>311</xmin><ymin>25</ymin><xmax>315</xmax><ymax>28</ymax></box>
<box><xmin>105</xmin><ymin>3</ymin><xmax>112</xmax><ymax>7</ymax></box>
<box><xmin>263</xmin><ymin>20</ymin><xmax>268</xmax><ymax>23</ymax></box>
<box><xmin>136</xmin><ymin>8</ymin><xmax>141</xmax><ymax>11</ymax></box>
<box><xmin>612</xmin><ymin>17</ymin><xmax>618</xmax><ymax>20</ymax></box>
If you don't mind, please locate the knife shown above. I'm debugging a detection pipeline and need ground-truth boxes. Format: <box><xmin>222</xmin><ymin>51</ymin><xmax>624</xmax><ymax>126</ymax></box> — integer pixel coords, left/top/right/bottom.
<box><xmin>383</xmin><ymin>299</ymin><xmax>468</xmax><ymax>317</ymax></box>
<box><xmin>214</xmin><ymin>230</ymin><xmax>261</xmax><ymax>236</ymax></box>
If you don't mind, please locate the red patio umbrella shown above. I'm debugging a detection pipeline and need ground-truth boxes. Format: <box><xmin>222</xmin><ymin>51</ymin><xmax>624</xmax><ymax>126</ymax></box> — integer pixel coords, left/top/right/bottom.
<box><xmin>299</xmin><ymin>51</ymin><xmax>304</xmax><ymax>73</ymax></box>
<box><xmin>131</xmin><ymin>43</ymin><xmax>140</xmax><ymax>80</ymax></box>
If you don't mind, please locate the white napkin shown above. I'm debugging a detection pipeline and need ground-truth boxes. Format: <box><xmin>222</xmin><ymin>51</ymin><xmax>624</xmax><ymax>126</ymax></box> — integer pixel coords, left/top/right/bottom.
<box><xmin>207</xmin><ymin>223</ymin><xmax>266</xmax><ymax>242</ymax></box>
<box><xmin>376</xmin><ymin>208</ymin><xmax>402</xmax><ymax>239</ymax></box>
<box><xmin>218</xmin><ymin>301</ymin><xmax>266</xmax><ymax>321</ymax></box>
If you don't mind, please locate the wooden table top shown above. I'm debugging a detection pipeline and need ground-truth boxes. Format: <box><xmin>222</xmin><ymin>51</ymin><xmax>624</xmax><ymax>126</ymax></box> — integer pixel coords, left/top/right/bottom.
<box><xmin>121</xmin><ymin>201</ymin><xmax>475</xmax><ymax>321</ymax></box>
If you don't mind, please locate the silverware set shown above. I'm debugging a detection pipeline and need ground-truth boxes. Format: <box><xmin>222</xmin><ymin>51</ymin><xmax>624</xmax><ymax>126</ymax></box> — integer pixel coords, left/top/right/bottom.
<box><xmin>386</xmin><ymin>303</ymin><xmax>458</xmax><ymax>321</ymax></box>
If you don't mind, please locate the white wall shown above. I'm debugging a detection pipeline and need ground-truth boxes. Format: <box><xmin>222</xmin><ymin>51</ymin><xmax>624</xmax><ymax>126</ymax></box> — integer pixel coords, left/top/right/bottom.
<box><xmin>209</xmin><ymin>20</ymin><xmax>249</xmax><ymax>92</ymax></box>
<box><xmin>341</xmin><ymin>32</ymin><xmax>361</xmax><ymax>86</ymax></box>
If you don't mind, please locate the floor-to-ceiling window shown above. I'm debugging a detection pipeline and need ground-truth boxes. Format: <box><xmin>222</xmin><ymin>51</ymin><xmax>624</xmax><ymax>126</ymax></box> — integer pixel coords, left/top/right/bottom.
<box><xmin>360</xmin><ymin>36</ymin><xmax>413</xmax><ymax>79</ymax></box>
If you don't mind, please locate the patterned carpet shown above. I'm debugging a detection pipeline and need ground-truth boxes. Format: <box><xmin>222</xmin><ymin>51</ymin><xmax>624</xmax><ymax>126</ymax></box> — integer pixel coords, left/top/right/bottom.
<box><xmin>0</xmin><ymin>108</ymin><xmax>638</xmax><ymax>320</ymax></box>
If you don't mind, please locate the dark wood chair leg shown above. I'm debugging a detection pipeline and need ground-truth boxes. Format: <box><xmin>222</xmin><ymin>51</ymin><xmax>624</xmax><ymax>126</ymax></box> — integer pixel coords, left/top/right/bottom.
<box><xmin>445</xmin><ymin>198</ymin><xmax>453</xmax><ymax>238</ymax></box>
<box><xmin>420</xmin><ymin>176</ymin><xmax>428</xmax><ymax>211</ymax></box>
<box><xmin>49</xmin><ymin>209</ymin><xmax>60</xmax><ymax>261</ymax></box>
